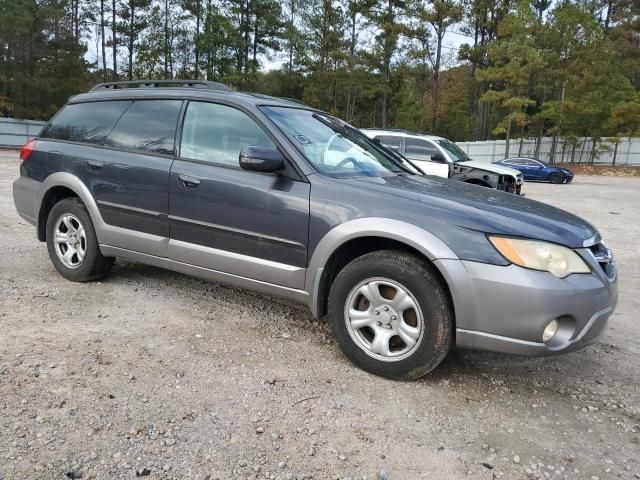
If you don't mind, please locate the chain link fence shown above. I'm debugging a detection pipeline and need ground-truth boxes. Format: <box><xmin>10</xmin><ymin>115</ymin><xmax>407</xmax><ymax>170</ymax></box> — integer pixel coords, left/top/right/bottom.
<box><xmin>0</xmin><ymin>118</ymin><xmax>47</xmax><ymax>148</ymax></box>
<box><xmin>2</xmin><ymin>117</ymin><xmax>639</xmax><ymax>167</ymax></box>
<box><xmin>457</xmin><ymin>137</ymin><xmax>640</xmax><ymax>166</ymax></box>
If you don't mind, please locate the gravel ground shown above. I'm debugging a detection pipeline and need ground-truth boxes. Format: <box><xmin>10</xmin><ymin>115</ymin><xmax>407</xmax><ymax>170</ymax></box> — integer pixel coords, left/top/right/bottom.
<box><xmin>1</xmin><ymin>150</ymin><xmax>639</xmax><ymax>480</ymax></box>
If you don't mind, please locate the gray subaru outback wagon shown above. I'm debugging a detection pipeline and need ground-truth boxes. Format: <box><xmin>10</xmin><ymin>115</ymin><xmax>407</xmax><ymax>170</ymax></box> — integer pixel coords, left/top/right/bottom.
<box><xmin>13</xmin><ymin>80</ymin><xmax>618</xmax><ymax>379</ymax></box>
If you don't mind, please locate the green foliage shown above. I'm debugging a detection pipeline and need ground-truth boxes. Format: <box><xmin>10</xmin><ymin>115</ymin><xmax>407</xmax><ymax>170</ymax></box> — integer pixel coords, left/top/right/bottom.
<box><xmin>477</xmin><ymin>3</ymin><xmax>542</xmax><ymax>139</ymax></box>
<box><xmin>0</xmin><ymin>0</ymin><xmax>93</xmax><ymax>119</ymax></box>
<box><xmin>605</xmin><ymin>94</ymin><xmax>640</xmax><ymax>136</ymax></box>
<box><xmin>0</xmin><ymin>0</ymin><xmax>637</xmax><ymax>146</ymax></box>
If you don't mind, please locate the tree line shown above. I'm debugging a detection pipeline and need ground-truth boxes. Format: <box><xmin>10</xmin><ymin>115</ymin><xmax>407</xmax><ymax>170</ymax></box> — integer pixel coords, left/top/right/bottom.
<box><xmin>0</xmin><ymin>0</ymin><xmax>639</xmax><ymax>154</ymax></box>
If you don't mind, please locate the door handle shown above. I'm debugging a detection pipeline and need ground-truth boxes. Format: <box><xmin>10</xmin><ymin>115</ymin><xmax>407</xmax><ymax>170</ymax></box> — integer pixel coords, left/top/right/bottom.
<box><xmin>178</xmin><ymin>174</ymin><xmax>201</xmax><ymax>189</ymax></box>
<box><xmin>86</xmin><ymin>160</ymin><xmax>104</xmax><ymax>172</ymax></box>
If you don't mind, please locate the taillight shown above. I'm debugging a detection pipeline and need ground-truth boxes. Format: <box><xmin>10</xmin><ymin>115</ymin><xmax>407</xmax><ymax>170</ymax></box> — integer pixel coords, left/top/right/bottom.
<box><xmin>20</xmin><ymin>139</ymin><xmax>36</xmax><ymax>161</ymax></box>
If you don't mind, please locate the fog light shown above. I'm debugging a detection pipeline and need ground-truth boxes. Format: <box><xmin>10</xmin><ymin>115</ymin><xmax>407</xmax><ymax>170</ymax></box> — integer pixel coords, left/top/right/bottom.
<box><xmin>542</xmin><ymin>319</ymin><xmax>559</xmax><ymax>342</ymax></box>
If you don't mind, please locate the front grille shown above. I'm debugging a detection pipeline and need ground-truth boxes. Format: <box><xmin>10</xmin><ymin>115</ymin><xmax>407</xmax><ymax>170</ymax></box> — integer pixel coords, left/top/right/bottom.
<box><xmin>589</xmin><ymin>242</ymin><xmax>615</xmax><ymax>279</ymax></box>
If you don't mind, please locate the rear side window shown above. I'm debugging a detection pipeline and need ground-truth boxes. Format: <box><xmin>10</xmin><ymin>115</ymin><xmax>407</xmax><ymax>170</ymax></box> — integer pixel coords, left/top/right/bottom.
<box><xmin>180</xmin><ymin>101</ymin><xmax>275</xmax><ymax>167</ymax></box>
<box><xmin>41</xmin><ymin>101</ymin><xmax>131</xmax><ymax>144</ymax></box>
<box><xmin>106</xmin><ymin>100</ymin><xmax>182</xmax><ymax>155</ymax></box>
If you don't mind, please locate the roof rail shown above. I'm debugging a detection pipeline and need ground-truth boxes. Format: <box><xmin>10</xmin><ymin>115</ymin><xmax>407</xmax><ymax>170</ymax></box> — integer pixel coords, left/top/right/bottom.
<box><xmin>366</xmin><ymin>127</ymin><xmax>433</xmax><ymax>135</ymax></box>
<box><xmin>279</xmin><ymin>97</ymin><xmax>307</xmax><ymax>106</ymax></box>
<box><xmin>90</xmin><ymin>79</ymin><xmax>232</xmax><ymax>92</ymax></box>
<box><xmin>243</xmin><ymin>92</ymin><xmax>307</xmax><ymax>106</ymax></box>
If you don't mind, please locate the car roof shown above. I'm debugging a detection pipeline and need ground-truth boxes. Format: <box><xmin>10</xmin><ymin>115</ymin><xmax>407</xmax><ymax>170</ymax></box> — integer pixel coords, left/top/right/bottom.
<box><xmin>361</xmin><ymin>128</ymin><xmax>446</xmax><ymax>142</ymax></box>
<box><xmin>69</xmin><ymin>81</ymin><xmax>309</xmax><ymax>109</ymax></box>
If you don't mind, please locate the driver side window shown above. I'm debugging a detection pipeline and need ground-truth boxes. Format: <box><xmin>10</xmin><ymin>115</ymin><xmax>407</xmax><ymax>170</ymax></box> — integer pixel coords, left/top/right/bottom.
<box><xmin>180</xmin><ymin>101</ymin><xmax>275</xmax><ymax>167</ymax></box>
<box><xmin>404</xmin><ymin>138</ymin><xmax>439</xmax><ymax>161</ymax></box>
<box><xmin>375</xmin><ymin>135</ymin><xmax>402</xmax><ymax>151</ymax></box>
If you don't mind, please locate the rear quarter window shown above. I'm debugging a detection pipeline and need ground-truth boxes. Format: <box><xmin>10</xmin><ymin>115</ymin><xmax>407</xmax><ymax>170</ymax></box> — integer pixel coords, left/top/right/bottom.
<box><xmin>40</xmin><ymin>101</ymin><xmax>131</xmax><ymax>144</ymax></box>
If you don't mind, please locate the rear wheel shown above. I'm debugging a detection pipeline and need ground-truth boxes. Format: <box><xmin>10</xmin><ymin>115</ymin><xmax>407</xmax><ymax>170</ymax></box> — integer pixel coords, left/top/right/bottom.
<box><xmin>549</xmin><ymin>172</ymin><xmax>564</xmax><ymax>184</ymax></box>
<box><xmin>46</xmin><ymin>198</ymin><xmax>113</xmax><ymax>282</ymax></box>
<box><xmin>327</xmin><ymin>250</ymin><xmax>453</xmax><ymax>379</ymax></box>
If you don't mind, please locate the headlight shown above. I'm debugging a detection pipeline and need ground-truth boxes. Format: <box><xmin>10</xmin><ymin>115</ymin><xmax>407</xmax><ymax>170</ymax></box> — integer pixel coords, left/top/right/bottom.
<box><xmin>488</xmin><ymin>236</ymin><xmax>590</xmax><ymax>278</ymax></box>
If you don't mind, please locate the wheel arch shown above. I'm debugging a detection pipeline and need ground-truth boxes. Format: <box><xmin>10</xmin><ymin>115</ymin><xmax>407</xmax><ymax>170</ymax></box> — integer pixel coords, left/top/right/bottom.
<box><xmin>463</xmin><ymin>178</ymin><xmax>492</xmax><ymax>188</ymax></box>
<box><xmin>306</xmin><ymin>218</ymin><xmax>458</xmax><ymax>320</ymax></box>
<box><xmin>37</xmin><ymin>173</ymin><xmax>104</xmax><ymax>242</ymax></box>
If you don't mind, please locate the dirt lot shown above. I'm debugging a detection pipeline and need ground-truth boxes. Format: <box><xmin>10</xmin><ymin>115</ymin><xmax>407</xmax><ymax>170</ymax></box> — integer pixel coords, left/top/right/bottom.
<box><xmin>1</xmin><ymin>150</ymin><xmax>639</xmax><ymax>480</ymax></box>
<box><xmin>563</xmin><ymin>164</ymin><xmax>640</xmax><ymax>177</ymax></box>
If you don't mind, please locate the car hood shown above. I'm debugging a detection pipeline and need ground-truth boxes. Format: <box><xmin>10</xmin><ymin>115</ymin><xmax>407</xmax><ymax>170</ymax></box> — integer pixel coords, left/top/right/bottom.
<box><xmin>459</xmin><ymin>160</ymin><xmax>522</xmax><ymax>177</ymax></box>
<box><xmin>341</xmin><ymin>174</ymin><xmax>599</xmax><ymax>248</ymax></box>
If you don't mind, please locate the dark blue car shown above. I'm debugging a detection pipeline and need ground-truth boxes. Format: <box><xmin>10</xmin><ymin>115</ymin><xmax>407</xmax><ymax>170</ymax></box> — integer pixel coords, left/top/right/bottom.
<box><xmin>495</xmin><ymin>158</ymin><xmax>574</xmax><ymax>184</ymax></box>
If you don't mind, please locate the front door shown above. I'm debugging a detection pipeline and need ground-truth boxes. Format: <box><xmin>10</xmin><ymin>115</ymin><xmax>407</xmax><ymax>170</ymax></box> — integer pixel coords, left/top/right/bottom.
<box><xmin>403</xmin><ymin>138</ymin><xmax>450</xmax><ymax>178</ymax></box>
<box><xmin>168</xmin><ymin>101</ymin><xmax>310</xmax><ymax>289</ymax></box>
<box><xmin>515</xmin><ymin>159</ymin><xmax>544</xmax><ymax>180</ymax></box>
<box><xmin>527</xmin><ymin>160</ymin><xmax>547</xmax><ymax>180</ymax></box>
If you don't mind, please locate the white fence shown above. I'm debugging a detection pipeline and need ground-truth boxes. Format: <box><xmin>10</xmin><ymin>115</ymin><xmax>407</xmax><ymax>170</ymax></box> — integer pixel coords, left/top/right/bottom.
<box><xmin>2</xmin><ymin>117</ymin><xmax>639</xmax><ymax>166</ymax></box>
<box><xmin>457</xmin><ymin>137</ymin><xmax>640</xmax><ymax>166</ymax></box>
<box><xmin>0</xmin><ymin>118</ymin><xmax>47</xmax><ymax>148</ymax></box>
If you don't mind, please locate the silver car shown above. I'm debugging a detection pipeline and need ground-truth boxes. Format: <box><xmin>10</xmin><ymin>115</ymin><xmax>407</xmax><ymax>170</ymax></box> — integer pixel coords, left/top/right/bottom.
<box><xmin>364</xmin><ymin>129</ymin><xmax>524</xmax><ymax>194</ymax></box>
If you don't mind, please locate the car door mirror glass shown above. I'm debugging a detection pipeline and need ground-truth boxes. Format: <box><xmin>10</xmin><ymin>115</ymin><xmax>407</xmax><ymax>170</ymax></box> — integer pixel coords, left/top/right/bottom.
<box><xmin>239</xmin><ymin>146</ymin><xmax>285</xmax><ymax>173</ymax></box>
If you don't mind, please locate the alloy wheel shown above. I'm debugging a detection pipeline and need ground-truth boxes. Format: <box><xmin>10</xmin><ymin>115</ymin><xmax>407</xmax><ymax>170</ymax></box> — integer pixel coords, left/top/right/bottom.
<box><xmin>344</xmin><ymin>277</ymin><xmax>425</xmax><ymax>362</ymax></box>
<box><xmin>53</xmin><ymin>213</ymin><xmax>87</xmax><ymax>269</ymax></box>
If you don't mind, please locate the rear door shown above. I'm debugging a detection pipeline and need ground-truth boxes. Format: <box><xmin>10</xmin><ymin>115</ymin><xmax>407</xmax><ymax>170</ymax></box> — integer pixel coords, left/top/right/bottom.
<box><xmin>168</xmin><ymin>101</ymin><xmax>310</xmax><ymax>289</ymax></box>
<box><xmin>403</xmin><ymin>138</ymin><xmax>449</xmax><ymax>177</ymax></box>
<box><xmin>97</xmin><ymin>100</ymin><xmax>183</xmax><ymax>252</ymax></box>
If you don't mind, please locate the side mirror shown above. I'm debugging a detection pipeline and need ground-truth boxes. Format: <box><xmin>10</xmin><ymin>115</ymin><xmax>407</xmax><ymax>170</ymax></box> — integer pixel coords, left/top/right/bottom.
<box><xmin>239</xmin><ymin>146</ymin><xmax>285</xmax><ymax>173</ymax></box>
<box><xmin>431</xmin><ymin>153</ymin><xmax>448</xmax><ymax>164</ymax></box>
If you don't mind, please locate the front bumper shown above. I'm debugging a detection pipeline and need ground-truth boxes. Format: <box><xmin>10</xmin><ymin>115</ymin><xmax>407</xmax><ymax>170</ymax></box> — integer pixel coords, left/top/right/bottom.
<box><xmin>500</xmin><ymin>176</ymin><xmax>524</xmax><ymax>195</ymax></box>
<box><xmin>435</xmin><ymin>255</ymin><xmax>618</xmax><ymax>356</ymax></box>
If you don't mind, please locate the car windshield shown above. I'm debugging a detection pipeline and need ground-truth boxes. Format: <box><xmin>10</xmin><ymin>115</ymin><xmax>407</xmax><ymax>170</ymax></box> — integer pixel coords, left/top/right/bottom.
<box><xmin>261</xmin><ymin>106</ymin><xmax>408</xmax><ymax>177</ymax></box>
<box><xmin>436</xmin><ymin>139</ymin><xmax>471</xmax><ymax>163</ymax></box>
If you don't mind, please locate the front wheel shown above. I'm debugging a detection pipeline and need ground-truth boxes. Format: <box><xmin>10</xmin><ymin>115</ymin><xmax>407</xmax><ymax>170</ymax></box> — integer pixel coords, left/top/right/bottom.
<box><xmin>327</xmin><ymin>250</ymin><xmax>453</xmax><ymax>379</ymax></box>
<box><xmin>549</xmin><ymin>172</ymin><xmax>564</xmax><ymax>184</ymax></box>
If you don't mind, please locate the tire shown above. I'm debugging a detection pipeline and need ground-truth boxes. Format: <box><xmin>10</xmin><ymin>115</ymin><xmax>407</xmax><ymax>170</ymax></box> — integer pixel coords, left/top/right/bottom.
<box><xmin>549</xmin><ymin>172</ymin><xmax>564</xmax><ymax>184</ymax></box>
<box><xmin>327</xmin><ymin>250</ymin><xmax>453</xmax><ymax>380</ymax></box>
<box><xmin>46</xmin><ymin>198</ymin><xmax>114</xmax><ymax>282</ymax></box>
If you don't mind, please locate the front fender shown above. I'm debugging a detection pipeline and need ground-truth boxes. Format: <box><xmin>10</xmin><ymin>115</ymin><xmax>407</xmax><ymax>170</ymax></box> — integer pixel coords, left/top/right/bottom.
<box><xmin>305</xmin><ymin>217</ymin><xmax>458</xmax><ymax>318</ymax></box>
